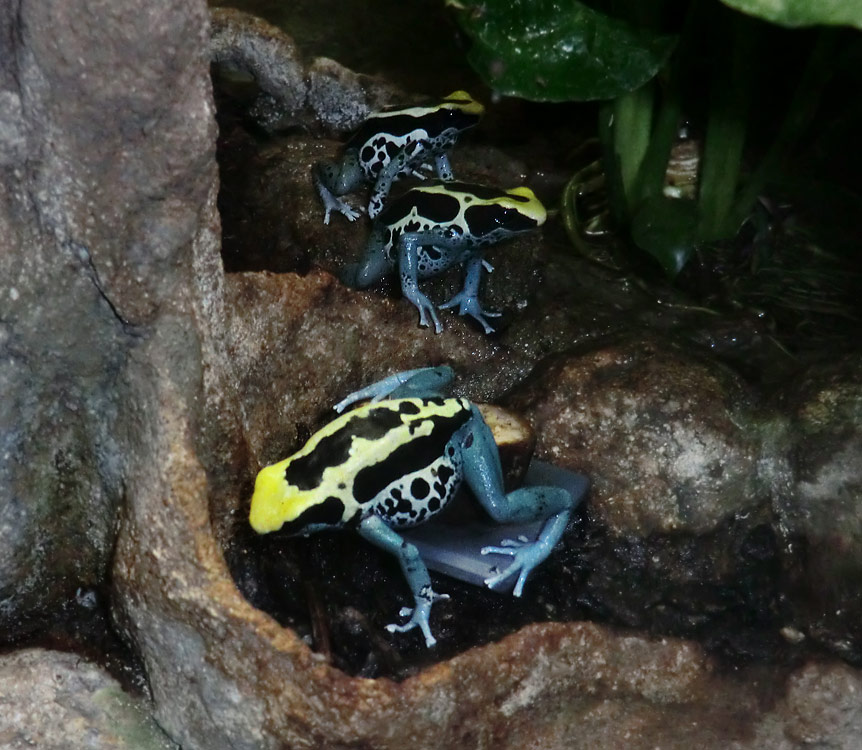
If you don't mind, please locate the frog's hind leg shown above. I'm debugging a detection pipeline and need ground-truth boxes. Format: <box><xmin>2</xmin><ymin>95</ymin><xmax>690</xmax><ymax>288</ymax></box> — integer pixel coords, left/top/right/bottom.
<box><xmin>334</xmin><ymin>366</ymin><xmax>454</xmax><ymax>412</ymax></box>
<box><xmin>358</xmin><ymin>514</ymin><xmax>449</xmax><ymax>647</ymax></box>
<box><xmin>312</xmin><ymin>151</ymin><xmax>365</xmax><ymax>224</ymax></box>
<box><xmin>397</xmin><ymin>228</ymin><xmax>466</xmax><ymax>333</ymax></box>
<box><xmin>439</xmin><ymin>255</ymin><xmax>502</xmax><ymax>334</ymax></box>
<box><xmin>459</xmin><ymin>405</ymin><xmax>574</xmax><ymax>596</ymax></box>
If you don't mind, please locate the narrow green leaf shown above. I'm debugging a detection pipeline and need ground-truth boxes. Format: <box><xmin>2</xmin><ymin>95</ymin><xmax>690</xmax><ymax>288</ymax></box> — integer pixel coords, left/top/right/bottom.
<box><xmin>630</xmin><ymin>196</ymin><xmax>700</xmax><ymax>277</ymax></box>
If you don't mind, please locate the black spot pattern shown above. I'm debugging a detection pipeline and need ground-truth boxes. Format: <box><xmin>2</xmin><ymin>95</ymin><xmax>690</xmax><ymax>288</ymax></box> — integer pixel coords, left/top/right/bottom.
<box><xmin>353</xmin><ymin>407</ymin><xmax>470</xmax><ymax>505</ymax></box>
<box><xmin>408</xmin><ymin>191</ymin><xmax>463</xmax><ymax>224</ymax></box>
<box><xmin>411</xmin><ymin>478</ymin><xmax>430</xmax><ymax>498</ymax></box>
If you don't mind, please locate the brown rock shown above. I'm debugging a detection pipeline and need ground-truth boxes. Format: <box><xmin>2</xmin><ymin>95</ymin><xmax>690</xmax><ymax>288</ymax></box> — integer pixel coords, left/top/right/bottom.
<box><xmin>509</xmin><ymin>339</ymin><xmax>764</xmax><ymax>535</ymax></box>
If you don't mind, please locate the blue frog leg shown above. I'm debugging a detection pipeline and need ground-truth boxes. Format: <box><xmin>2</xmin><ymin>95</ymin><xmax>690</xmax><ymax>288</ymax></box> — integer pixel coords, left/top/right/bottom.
<box><xmin>367</xmin><ymin>146</ymin><xmax>416</xmax><ymax>219</ymax></box>
<box><xmin>333</xmin><ymin>366</ymin><xmax>455</xmax><ymax>413</ymax></box>
<box><xmin>459</xmin><ymin>405</ymin><xmax>574</xmax><ymax>596</ymax></box>
<box><xmin>398</xmin><ymin>228</ymin><xmax>468</xmax><ymax>334</ymax></box>
<box><xmin>439</xmin><ymin>255</ymin><xmax>502</xmax><ymax>334</ymax></box>
<box><xmin>358</xmin><ymin>514</ymin><xmax>449</xmax><ymax>647</ymax></box>
<box><xmin>312</xmin><ymin>151</ymin><xmax>366</xmax><ymax>224</ymax></box>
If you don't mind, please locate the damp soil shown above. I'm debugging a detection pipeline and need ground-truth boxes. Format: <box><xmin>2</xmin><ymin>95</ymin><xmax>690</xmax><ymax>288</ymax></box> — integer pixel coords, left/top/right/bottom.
<box><xmin>225</xmin><ymin>491</ymin><xmax>817</xmax><ymax>681</ymax></box>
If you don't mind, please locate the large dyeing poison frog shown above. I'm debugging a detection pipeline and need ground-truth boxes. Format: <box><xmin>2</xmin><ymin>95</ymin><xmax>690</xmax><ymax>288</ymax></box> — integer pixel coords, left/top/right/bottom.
<box><xmin>342</xmin><ymin>182</ymin><xmax>547</xmax><ymax>334</ymax></box>
<box><xmin>313</xmin><ymin>91</ymin><xmax>484</xmax><ymax>224</ymax></box>
<box><xmin>248</xmin><ymin>366</ymin><xmax>575</xmax><ymax>647</ymax></box>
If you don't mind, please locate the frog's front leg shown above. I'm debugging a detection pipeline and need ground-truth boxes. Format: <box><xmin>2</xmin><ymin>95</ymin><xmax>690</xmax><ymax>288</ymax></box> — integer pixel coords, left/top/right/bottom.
<box><xmin>439</xmin><ymin>255</ymin><xmax>502</xmax><ymax>334</ymax></box>
<box><xmin>367</xmin><ymin>146</ymin><xmax>417</xmax><ymax>218</ymax></box>
<box><xmin>358</xmin><ymin>514</ymin><xmax>449</xmax><ymax>647</ymax></box>
<box><xmin>312</xmin><ymin>153</ymin><xmax>365</xmax><ymax>224</ymax></box>
<box><xmin>334</xmin><ymin>366</ymin><xmax>455</xmax><ymax>412</ymax></box>
<box><xmin>459</xmin><ymin>405</ymin><xmax>574</xmax><ymax>596</ymax></box>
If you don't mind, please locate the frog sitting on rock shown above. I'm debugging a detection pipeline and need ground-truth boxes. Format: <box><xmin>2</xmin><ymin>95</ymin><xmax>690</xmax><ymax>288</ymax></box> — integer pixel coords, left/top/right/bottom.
<box><xmin>342</xmin><ymin>181</ymin><xmax>547</xmax><ymax>334</ymax></box>
<box><xmin>249</xmin><ymin>366</ymin><xmax>575</xmax><ymax>647</ymax></box>
<box><xmin>313</xmin><ymin>91</ymin><xmax>484</xmax><ymax>224</ymax></box>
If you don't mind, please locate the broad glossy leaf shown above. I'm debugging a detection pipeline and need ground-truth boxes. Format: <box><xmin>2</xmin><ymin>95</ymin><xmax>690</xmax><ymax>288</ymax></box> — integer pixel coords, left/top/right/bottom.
<box><xmin>449</xmin><ymin>0</ymin><xmax>677</xmax><ymax>101</ymax></box>
<box><xmin>630</xmin><ymin>196</ymin><xmax>700</xmax><ymax>277</ymax></box>
<box><xmin>720</xmin><ymin>0</ymin><xmax>862</xmax><ymax>29</ymax></box>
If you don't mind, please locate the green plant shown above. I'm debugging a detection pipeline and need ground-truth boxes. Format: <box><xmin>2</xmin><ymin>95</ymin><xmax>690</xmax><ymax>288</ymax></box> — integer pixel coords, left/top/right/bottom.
<box><xmin>449</xmin><ymin>0</ymin><xmax>862</xmax><ymax>277</ymax></box>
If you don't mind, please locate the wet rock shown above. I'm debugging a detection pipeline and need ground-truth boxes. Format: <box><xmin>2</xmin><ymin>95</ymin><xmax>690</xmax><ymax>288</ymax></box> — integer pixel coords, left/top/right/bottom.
<box><xmin>781</xmin><ymin>661</ymin><xmax>862</xmax><ymax>746</ymax></box>
<box><xmin>211</xmin><ymin>7</ymin><xmax>308</xmax><ymax>130</ymax></box>
<box><xmin>221</xmin><ymin>269</ymin><xmax>500</xmax><ymax>479</ymax></box>
<box><xmin>210</xmin><ymin>8</ymin><xmax>398</xmax><ymax>133</ymax></box>
<box><xmin>0</xmin><ymin>649</ymin><xmax>176</xmax><ymax>749</ymax></box>
<box><xmin>509</xmin><ymin>339</ymin><xmax>764</xmax><ymax>535</ymax></box>
<box><xmin>0</xmin><ymin>0</ymin><xmax>216</xmax><ymax>639</ymax></box>
<box><xmin>775</xmin><ymin>355</ymin><xmax>862</xmax><ymax>660</ymax></box>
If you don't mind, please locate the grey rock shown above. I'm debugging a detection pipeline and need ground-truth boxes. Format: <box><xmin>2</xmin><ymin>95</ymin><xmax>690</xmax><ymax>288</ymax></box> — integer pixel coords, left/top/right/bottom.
<box><xmin>0</xmin><ymin>649</ymin><xmax>176</xmax><ymax>750</ymax></box>
<box><xmin>0</xmin><ymin>0</ymin><xmax>216</xmax><ymax>638</ymax></box>
<box><xmin>210</xmin><ymin>8</ymin><xmax>399</xmax><ymax>133</ymax></box>
<box><xmin>774</xmin><ymin>355</ymin><xmax>862</xmax><ymax>659</ymax></box>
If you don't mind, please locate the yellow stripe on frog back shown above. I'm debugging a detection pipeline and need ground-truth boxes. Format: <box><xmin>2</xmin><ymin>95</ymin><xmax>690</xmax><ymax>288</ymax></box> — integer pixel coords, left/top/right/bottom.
<box><xmin>249</xmin><ymin>397</ymin><xmax>469</xmax><ymax>533</ymax></box>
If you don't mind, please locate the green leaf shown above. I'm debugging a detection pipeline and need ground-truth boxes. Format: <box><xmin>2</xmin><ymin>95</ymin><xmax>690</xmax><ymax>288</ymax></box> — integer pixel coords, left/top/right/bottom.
<box><xmin>630</xmin><ymin>196</ymin><xmax>700</xmax><ymax>277</ymax></box>
<box><xmin>449</xmin><ymin>0</ymin><xmax>677</xmax><ymax>101</ymax></box>
<box><xmin>719</xmin><ymin>0</ymin><xmax>862</xmax><ymax>29</ymax></box>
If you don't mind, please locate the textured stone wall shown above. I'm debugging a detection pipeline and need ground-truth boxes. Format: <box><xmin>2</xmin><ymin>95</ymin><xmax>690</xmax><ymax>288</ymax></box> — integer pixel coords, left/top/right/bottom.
<box><xmin>0</xmin><ymin>0</ymin><xmax>220</xmax><ymax>635</ymax></box>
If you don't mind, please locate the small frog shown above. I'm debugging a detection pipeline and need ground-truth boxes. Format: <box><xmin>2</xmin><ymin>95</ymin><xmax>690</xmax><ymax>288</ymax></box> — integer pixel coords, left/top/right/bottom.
<box><xmin>342</xmin><ymin>182</ymin><xmax>547</xmax><ymax>334</ymax></box>
<box><xmin>249</xmin><ymin>366</ymin><xmax>574</xmax><ymax>647</ymax></box>
<box><xmin>313</xmin><ymin>91</ymin><xmax>484</xmax><ymax>224</ymax></box>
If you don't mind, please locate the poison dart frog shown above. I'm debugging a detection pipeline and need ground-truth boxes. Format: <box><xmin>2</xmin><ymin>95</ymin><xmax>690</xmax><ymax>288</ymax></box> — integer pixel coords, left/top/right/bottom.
<box><xmin>313</xmin><ymin>91</ymin><xmax>483</xmax><ymax>224</ymax></box>
<box><xmin>249</xmin><ymin>366</ymin><xmax>574</xmax><ymax>647</ymax></box>
<box><xmin>341</xmin><ymin>182</ymin><xmax>547</xmax><ymax>334</ymax></box>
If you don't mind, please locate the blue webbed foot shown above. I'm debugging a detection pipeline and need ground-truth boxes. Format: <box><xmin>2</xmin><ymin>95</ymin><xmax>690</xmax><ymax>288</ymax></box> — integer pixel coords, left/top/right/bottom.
<box><xmin>407</xmin><ymin>290</ymin><xmax>443</xmax><ymax>333</ymax></box>
<box><xmin>439</xmin><ymin>291</ymin><xmax>501</xmax><ymax>334</ymax></box>
<box><xmin>317</xmin><ymin>185</ymin><xmax>363</xmax><ymax>224</ymax></box>
<box><xmin>481</xmin><ymin>536</ymin><xmax>554</xmax><ymax>597</ymax></box>
<box><xmin>385</xmin><ymin>589</ymin><xmax>450</xmax><ymax>647</ymax></box>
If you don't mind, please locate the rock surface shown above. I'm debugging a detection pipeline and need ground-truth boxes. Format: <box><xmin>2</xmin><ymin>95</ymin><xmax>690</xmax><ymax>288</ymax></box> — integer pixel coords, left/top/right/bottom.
<box><xmin>0</xmin><ymin>649</ymin><xmax>176</xmax><ymax>750</ymax></box>
<box><xmin>510</xmin><ymin>339</ymin><xmax>764</xmax><ymax>535</ymax></box>
<box><xmin>5</xmin><ymin>1</ymin><xmax>862</xmax><ymax>748</ymax></box>
<box><xmin>775</xmin><ymin>354</ymin><xmax>862</xmax><ymax>660</ymax></box>
<box><xmin>211</xmin><ymin>7</ymin><xmax>399</xmax><ymax>133</ymax></box>
<box><xmin>0</xmin><ymin>0</ymin><xmax>217</xmax><ymax>638</ymax></box>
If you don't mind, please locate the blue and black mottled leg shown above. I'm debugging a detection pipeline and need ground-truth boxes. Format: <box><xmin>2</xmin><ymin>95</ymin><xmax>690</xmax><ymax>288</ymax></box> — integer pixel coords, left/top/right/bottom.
<box><xmin>358</xmin><ymin>514</ymin><xmax>449</xmax><ymax>647</ymax></box>
<box><xmin>459</xmin><ymin>405</ymin><xmax>574</xmax><ymax>596</ymax></box>
<box><xmin>334</xmin><ymin>366</ymin><xmax>455</xmax><ymax>412</ymax></box>
<box><xmin>368</xmin><ymin>147</ymin><xmax>414</xmax><ymax>219</ymax></box>
<box><xmin>312</xmin><ymin>151</ymin><xmax>365</xmax><ymax>224</ymax></box>
<box><xmin>434</xmin><ymin>153</ymin><xmax>454</xmax><ymax>180</ymax></box>
<box><xmin>397</xmin><ymin>229</ymin><xmax>466</xmax><ymax>333</ymax></box>
<box><xmin>439</xmin><ymin>255</ymin><xmax>502</xmax><ymax>334</ymax></box>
